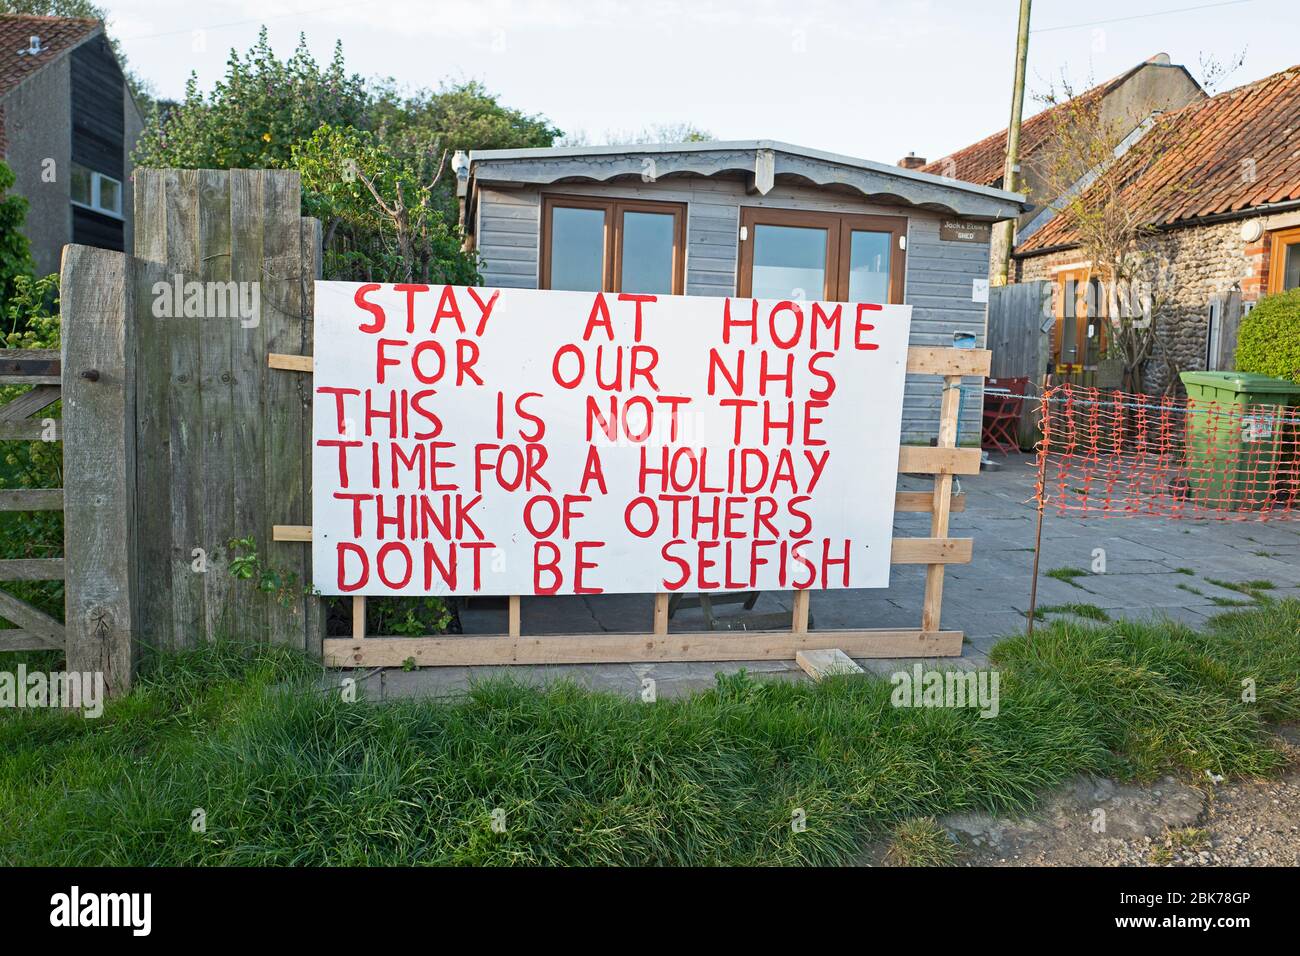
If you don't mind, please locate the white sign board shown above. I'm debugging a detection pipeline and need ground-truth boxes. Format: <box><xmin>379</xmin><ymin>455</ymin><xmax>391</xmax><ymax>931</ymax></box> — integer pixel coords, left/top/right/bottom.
<box><xmin>311</xmin><ymin>283</ymin><xmax>912</xmax><ymax>597</ymax></box>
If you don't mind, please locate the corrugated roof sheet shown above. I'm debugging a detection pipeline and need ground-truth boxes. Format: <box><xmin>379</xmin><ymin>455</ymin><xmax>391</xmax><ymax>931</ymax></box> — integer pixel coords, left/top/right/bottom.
<box><xmin>1020</xmin><ymin>64</ymin><xmax>1300</xmax><ymax>253</ymax></box>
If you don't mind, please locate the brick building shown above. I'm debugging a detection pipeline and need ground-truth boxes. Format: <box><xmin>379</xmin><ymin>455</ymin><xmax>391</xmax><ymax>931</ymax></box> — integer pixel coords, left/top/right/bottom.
<box><xmin>1012</xmin><ymin>64</ymin><xmax>1300</xmax><ymax>388</ymax></box>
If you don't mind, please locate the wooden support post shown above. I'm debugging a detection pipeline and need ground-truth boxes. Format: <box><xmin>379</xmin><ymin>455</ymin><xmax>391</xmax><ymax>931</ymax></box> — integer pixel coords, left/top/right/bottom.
<box><xmin>922</xmin><ymin>374</ymin><xmax>963</xmax><ymax>633</ymax></box>
<box><xmin>508</xmin><ymin>595</ymin><xmax>521</xmax><ymax>637</ymax></box>
<box><xmin>652</xmin><ymin>593</ymin><xmax>669</xmax><ymax>635</ymax></box>
<box><xmin>60</xmin><ymin>244</ymin><xmax>136</xmax><ymax>696</ymax></box>
<box><xmin>352</xmin><ymin>595</ymin><xmax>365</xmax><ymax>640</ymax></box>
<box><xmin>791</xmin><ymin>589</ymin><xmax>810</xmax><ymax>634</ymax></box>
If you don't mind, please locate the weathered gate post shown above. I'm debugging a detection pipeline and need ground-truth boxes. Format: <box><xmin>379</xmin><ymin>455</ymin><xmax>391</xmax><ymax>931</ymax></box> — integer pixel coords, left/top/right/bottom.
<box><xmin>60</xmin><ymin>244</ymin><xmax>136</xmax><ymax>695</ymax></box>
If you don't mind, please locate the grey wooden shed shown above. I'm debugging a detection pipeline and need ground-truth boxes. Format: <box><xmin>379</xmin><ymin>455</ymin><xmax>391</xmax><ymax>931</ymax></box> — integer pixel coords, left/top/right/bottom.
<box><xmin>461</xmin><ymin>140</ymin><xmax>1027</xmax><ymax>443</ymax></box>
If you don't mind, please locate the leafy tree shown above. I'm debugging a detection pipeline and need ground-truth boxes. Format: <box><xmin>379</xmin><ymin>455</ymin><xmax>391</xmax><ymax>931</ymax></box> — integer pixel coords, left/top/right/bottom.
<box><xmin>0</xmin><ymin>161</ymin><xmax>35</xmax><ymax>314</ymax></box>
<box><xmin>370</xmin><ymin>79</ymin><xmax>560</xmax><ymax>221</ymax></box>
<box><xmin>133</xmin><ymin>28</ymin><xmax>368</xmax><ymax>171</ymax></box>
<box><xmin>295</xmin><ymin>124</ymin><xmax>477</xmax><ymax>285</ymax></box>
<box><xmin>370</xmin><ymin>79</ymin><xmax>561</xmax><ymax>153</ymax></box>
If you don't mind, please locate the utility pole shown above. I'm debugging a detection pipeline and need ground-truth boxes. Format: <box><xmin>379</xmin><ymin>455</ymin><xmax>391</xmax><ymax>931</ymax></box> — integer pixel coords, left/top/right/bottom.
<box><xmin>993</xmin><ymin>0</ymin><xmax>1032</xmax><ymax>286</ymax></box>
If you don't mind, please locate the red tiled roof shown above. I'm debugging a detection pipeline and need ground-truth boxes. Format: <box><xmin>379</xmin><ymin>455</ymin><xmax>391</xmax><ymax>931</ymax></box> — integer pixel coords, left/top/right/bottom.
<box><xmin>0</xmin><ymin>14</ymin><xmax>100</xmax><ymax>100</ymax></box>
<box><xmin>919</xmin><ymin>72</ymin><xmax>1120</xmax><ymax>186</ymax></box>
<box><xmin>1020</xmin><ymin>64</ymin><xmax>1300</xmax><ymax>254</ymax></box>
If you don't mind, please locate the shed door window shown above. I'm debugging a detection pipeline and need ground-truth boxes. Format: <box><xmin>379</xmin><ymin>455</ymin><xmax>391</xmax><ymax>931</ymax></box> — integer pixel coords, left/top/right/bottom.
<box><xmin>1268</xmin><ymin>226</ymin><xmax>1300</xmax><ymax>293</ymax></box>
<box><xmin>541</xmin><ymin>196</ymin><xmax>685</xmax><ymax>294</ymax></box>
<box><xmin>549</xmin><ymin>206</ymin><xmax>605</xmax><ymax>292</ymax></box>
<box><xmin>738</xmin><ymin>208</ymin><xmax>906</xmax><ymax>303</ymax></box>
<box><xmin>750</xmin><ymin>224</ymin><xmax>828</xmax><ymax>300</ymax></box>
<box><xmin>846</xmin><ymin>229</ymin><xmax>892</xmax><ymax>302</ymax></box>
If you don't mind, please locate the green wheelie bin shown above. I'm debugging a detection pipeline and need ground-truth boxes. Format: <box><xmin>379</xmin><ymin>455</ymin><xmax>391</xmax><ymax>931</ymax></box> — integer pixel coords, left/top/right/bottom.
<box><xmin>1179</xmin><ymin>371</ymin><xmax>1300</xmax><ymax>511</ymax></box>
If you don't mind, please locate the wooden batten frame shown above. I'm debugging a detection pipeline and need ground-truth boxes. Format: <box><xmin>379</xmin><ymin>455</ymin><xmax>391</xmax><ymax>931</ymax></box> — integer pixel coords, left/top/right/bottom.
<box><xmin>270</xmin><ymin>345</ymin><xmax>988</xmax><ymax>666</ymax></box>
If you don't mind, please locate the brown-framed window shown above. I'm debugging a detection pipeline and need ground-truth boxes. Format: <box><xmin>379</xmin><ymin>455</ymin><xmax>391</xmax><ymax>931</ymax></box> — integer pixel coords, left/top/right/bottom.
<box><xmin>736</xmin><ymin>207</ymin><xmax>907</xmax><ymax>303</ymax></box>
<box><xmin>1267</xmin><ymin>226</ymin><xmax>1300</xmax><ymax>293</ymax></box>
<box><xmin>540</xmin><ymin>195</ymin><xmax>686</xmax><ymax>295</ymax></box>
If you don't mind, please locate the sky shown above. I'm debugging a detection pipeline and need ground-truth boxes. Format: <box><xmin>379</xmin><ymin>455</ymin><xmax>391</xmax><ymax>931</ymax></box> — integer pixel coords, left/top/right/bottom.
<box><xmin>99</xmin><ymin>0</ymin><xmax>1297</xmax><ymax>163</ymax></box>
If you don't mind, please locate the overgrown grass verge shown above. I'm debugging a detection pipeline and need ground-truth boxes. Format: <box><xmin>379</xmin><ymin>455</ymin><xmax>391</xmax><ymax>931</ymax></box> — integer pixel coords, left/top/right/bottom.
<box><xmin>1</xmin><ymin>601</ymin><xmax>1296</xmax><ymax>866</ymax></box>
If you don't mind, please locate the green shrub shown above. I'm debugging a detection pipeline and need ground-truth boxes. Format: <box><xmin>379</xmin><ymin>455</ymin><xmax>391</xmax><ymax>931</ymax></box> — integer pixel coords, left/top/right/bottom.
<box><xmin>1235</xmin><ymin>289</ymin><xmax>1300</xmax><ymax>383</ymax></box>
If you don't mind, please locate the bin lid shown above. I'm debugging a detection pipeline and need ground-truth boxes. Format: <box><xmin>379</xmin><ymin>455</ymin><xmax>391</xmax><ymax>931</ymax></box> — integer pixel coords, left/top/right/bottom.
<box><xmin>1180</xmin><ymin>370</ymin><xmax>1300</xmax><ymax>394</ymax></box>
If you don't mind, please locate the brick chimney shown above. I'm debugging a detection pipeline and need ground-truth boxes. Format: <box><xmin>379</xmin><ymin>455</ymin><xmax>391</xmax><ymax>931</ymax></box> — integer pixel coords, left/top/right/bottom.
<box><xmin>897</xmin><ymin>152</ymin><xmax>927</xmax><ymax>170</ymax></box>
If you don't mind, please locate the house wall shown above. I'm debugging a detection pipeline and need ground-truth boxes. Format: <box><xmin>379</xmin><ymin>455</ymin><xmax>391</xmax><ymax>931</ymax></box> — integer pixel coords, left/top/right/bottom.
<box><xmin>476</xmin><ymin>176</ymin><xmax>992</xmax><ymax>444</ymax></box>
<box><xmin>122</xmin><ymin>84</ymin><xmax>143</xmax><ymax>255</ymax></box>
<box><xmin>70</xmin><ymin>37</ymin><xmax>125</xmax><ymax>252</ymax></box>
<box><xmin>2</xmin><ymin>56</ymin><xmax>71</xmax><ymax>277</ymax></box>
<box><xmin>1015</xmin><ymin>211</ymin><xmax>1298</xmax><ymax>392</ymax></box>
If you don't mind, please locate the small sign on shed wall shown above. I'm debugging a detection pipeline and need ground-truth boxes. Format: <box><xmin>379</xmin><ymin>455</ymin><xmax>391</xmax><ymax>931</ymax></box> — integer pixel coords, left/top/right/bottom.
<box><xmin>940</xmin><ymin>219</ymin><xmax>992</xmax><ymax>243</ymax></box>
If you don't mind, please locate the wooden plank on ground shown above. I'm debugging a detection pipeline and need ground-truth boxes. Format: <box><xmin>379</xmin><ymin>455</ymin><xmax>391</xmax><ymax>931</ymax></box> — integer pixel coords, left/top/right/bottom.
<box><xmin>796</xmin><ymin>648</ymin><xmax>865</xmax><ymax>681</ymax></box>
<box><xmin>0</xmin><ymin>488</ymin><xmax>63</xmax><ymax>511</ymax></box>
<box><xmin>324</xmin><ymin>629</ymin><xmax>963</xmax><ymax>667</ymax></box>
<box><xmin>60</xmin><ymin>243</ymin><xmax>136</xmax><ymax>694</ymax></box>
<box><xmin>0</xmin><ymin>559</ymin><xmax>64</xmax><ymax>581</ymax></box>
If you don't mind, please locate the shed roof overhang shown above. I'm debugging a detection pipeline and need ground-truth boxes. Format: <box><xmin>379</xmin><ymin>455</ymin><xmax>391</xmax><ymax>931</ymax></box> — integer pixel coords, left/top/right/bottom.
<box><xmin>465</xmin><ymin>140</ymin><xmax>1029</xmax><ymax>232</ymax></box>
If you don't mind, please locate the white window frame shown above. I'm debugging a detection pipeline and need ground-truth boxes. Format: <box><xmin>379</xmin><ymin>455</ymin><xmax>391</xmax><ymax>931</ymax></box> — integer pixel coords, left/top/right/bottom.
<box><xmin>70</xmin><ymin>163</ymin><xmax>124</xmax><ymax>220</ymax></box>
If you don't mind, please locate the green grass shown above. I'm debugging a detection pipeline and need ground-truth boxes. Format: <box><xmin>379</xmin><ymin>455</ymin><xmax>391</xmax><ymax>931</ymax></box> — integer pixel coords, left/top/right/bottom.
<box><xmin>886</xmin><ymin>817</ymin><xmax>957</xmax><ymax>866</ymax></box>
<box><xmin>1034</xmin><ymin>603</ymin><xmax>1111</xmax><ymax>622</ymax></box>
<box><xmin>1</xmin><ymin>601</ymin><xmax>1297</xmax><ymax>866</ymax></box>
<box><xmin>1045</xmin><ymin>567</ymin><xmax>1090</xmax><ymax>587</ymax></box>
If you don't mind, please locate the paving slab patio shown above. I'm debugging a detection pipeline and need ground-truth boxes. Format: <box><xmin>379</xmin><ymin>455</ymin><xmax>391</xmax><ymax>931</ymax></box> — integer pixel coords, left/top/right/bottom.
<box><xmin>335</xmin><ymin>453</ymin><xmax>1297</xmax><ymax>701</ymax></box>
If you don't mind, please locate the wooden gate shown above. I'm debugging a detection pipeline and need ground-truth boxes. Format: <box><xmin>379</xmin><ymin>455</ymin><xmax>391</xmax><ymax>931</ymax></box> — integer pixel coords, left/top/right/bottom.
<box><xmin>0</xmin><ymin>348</ymin><xmax>64</xmax><ymax>654</ymax></box>
<box><xmin>0</xmin><ymin>244</ymin><xmax>135</xmax><ymax>694</ymax></box>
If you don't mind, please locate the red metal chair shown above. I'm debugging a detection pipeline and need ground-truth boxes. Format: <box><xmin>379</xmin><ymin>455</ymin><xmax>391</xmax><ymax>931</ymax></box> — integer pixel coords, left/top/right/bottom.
<box><xmin>982</xmin><ymin>376</ymin><xmax>1029</xmax><ymax>455</ymax></box>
